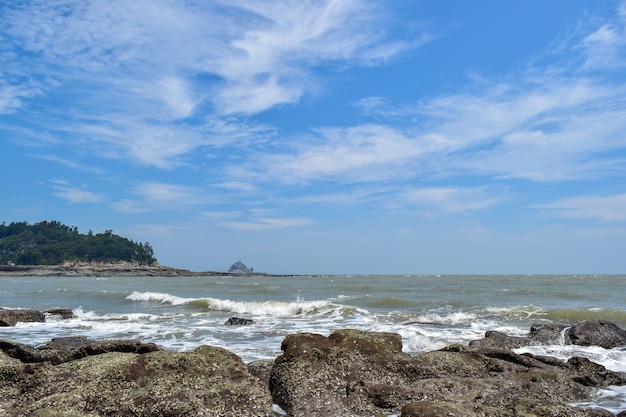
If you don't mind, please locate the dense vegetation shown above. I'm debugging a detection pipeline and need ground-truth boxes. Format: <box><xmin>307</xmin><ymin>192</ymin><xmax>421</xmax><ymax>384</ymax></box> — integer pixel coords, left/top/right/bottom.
<box><xmin>0</xmin><ymin>221</ymin><xmax>156</xmax><ymax>265</ymax></box>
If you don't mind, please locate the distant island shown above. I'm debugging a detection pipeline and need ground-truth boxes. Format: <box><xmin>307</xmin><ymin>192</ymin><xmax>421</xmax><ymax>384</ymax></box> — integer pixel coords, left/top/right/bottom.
<box><xmin>0</xmin><ymin>220</ymin><xmax>156</xmax><ymax>266</ymax></box>
<box><xmin>228</xmin><ymin>260</ymin><xmax>254</xmax><ymax>274</ymax></box>
<box><xmin>0</xmin><ymin>220</ymin><xmax>287</xmax><ymax>277</ymax></box>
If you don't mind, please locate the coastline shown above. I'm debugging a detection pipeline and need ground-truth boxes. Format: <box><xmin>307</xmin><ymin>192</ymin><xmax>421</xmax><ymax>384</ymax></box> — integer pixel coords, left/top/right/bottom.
<box><xmin>0</xmin><ymin>261</ymin><xmax>253</xmax><ymax>277</ymax></box>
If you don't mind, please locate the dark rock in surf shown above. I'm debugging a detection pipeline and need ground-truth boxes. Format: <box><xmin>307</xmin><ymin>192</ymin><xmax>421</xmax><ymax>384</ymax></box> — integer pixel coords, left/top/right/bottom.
<box><xmin>225</xmin><ymin>316</ymin><xmax>254</xmax><ymax>325</ymax></box>
<box><xmin>44</xmin><ymin>308</ymin><xmax>75</xmax><ymax>320</ymax></box>
<box><xmin>0</xmin><ymin>309</ymin><xmax>45</xmax><ymax>326</ymax></box>
<box><xmin>469</xmin><ymin>320</ymin><xmax>626</xmax><ymax>350</ymax></box>
<box><xmin>529</xmin><ymin>323</ymin><xmax>569</xmax><ymax>344</ymax></box>
<box><xmin>568</xmin><ymin>320</ymin><xmax>626</xmax><ymax>349</ymax></box>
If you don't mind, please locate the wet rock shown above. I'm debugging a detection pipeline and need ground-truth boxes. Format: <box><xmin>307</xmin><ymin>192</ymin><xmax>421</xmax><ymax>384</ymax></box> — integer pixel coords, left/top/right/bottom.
<box><xmin>470</xmin><ymin>320</ymin><xmax>626</xmax><ymax>350</ymax></box>
<box><xmin>0</xmin><ymin>309</ymin><xmax>45</xmax><ymax>326</ymax></box>
<box><xmin>529</xmin><ymin>323</ymin><xmax>569</xmax><ymax>344</ymax></box>
<box><xmin>44</xmin><ymin>308</ymin><xmax>75</xmax><ymax>320</ymax></box>
<box><xmin>38</xmin><ymin>336</ymin><xmax>92</xmax><ymax>351</ymax></box>
<box><xmin>568</xmin><ymin>320</ymin><xmax>626</xmax><ymax>349</ymax></box>
<box><xmin>468</xmin><ymin>330</ymin><xmax>533</xmax><ymax>350</ymax></box>
<box><xmin>270</xmin><ymin>329</ymin><xmax>626</xmax><ymax>417</ymax></box>
<box><xmin>1</xmin><ymin>345</ymin><xmax>273</xmax><ymax>417</ymax></box>
<box><xmin>225</xmin><ymin>316</ymin><xmax>254</xmax><ymax>325</ymax></box>
<box><xmin>0</xmin><ymin>338</ymin><xmax>161</xmax><ymax>365</ymax></box>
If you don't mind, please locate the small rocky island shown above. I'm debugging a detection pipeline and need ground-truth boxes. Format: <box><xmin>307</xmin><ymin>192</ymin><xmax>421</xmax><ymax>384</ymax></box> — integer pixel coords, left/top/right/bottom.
<box><xmin>227</xmin><ymin>260</ymin><xmax>254</xmax><ymax>274</ymax></box>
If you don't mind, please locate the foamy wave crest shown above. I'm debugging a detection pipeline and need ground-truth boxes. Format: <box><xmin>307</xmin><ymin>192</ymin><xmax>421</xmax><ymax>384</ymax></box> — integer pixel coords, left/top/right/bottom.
<box><xmin>412</xmin><ymin>311</ymin><xmax>478</xmax><ymax>325</ymax></box>
<box><xmin>126</xmin><ymin>291</ymin><xmax>331</xmax><ymax>316</ymax></box>
<box><xmin>127</xmin><ymin>291</ymin><xmax>192</xmax><ymax>305</ymax></box>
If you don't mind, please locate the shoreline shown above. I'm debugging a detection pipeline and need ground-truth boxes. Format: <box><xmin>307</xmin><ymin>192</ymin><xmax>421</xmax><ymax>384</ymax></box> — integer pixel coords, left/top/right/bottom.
<box><xmin>0</xmin><ymin>262</ymin><xmax>286</xmax><ymax>277</ymax></box>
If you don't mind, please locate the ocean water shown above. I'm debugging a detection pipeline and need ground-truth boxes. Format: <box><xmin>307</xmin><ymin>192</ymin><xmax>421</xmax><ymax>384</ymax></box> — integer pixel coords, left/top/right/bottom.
<box><xmin>1</xmin><ymin>274</ymin><xmax>625</xmax><ymax>413</ymax></box>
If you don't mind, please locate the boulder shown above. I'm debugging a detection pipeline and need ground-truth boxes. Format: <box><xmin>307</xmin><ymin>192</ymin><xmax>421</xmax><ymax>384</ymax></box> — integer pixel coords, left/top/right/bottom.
<box><xmin>0</xmin><ymin>309</ymin><xmax>45</xmax><ymax>326</ymax></box>
<box><xmin>44</xmin><ymin>308</ymin><xmax>75</xmax><ymax>320</ymax></box>
<box><xmin>225</xmin><ymin>316</ymin><xmax>254</xmax><ymax>325</ymax></box>
<box><xmin>568</xmin><ymin>320</ymin><xmax>626</xmax><ymax>349</ymax></box>
<box><xmin>529</xmin><ymin>323</ymin><xmax>569</xmax><ymax>344</ymax></box>
<box><xmin>469</xmin><ymin>320</ymin><xmax>626</xmax><ymax>350</ymax></box>
<box><xmin>270</xmin><ymin>329</ymin><xmax>626</xmax><ymax>417</ymax></box>
<box><xmin>0</xmin><ymin>338</ymin><xmax>160</xmax><ymax>365</ymax></box>
<box><xmin>248</xmin><ymin>358</ymin><xmax>274</xmax><ymax>388</ymax></box>
<box><xmin>1</xmin><ymin>345</ymin><xmax>273</xmax><ymax>417</ymax></box>
<box><xmin>468</xmin><ymin>330</ymin><xmax>533</xmax><ymax>350</ymax></box>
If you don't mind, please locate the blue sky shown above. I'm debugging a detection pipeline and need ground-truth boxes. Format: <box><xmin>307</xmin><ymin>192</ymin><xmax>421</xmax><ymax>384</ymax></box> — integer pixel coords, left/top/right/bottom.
<box><xmin>2</xmin><ymin>1</ymin><xmax>625</xmax><ymax>274</ymax></box>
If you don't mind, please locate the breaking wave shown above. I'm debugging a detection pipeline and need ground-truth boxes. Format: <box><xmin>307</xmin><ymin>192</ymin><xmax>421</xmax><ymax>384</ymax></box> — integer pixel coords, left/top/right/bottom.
<box><xmin>126</xmin><ymin>291</ymin><xmax>332</xmax><ymax>316</ymax></box>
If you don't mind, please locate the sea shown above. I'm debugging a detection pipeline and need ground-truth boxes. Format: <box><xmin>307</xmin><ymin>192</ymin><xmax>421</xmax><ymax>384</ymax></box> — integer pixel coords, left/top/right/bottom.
<box><xmin>1</xmin><ymin>274</ymin><xmax>625</xmax><ymax>414</ymax></box>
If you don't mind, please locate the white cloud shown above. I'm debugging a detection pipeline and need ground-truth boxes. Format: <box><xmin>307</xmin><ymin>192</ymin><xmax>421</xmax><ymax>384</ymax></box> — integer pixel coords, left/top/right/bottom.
<box><xmin>580</xmin><ymin>13</ymin><xmax>626</xmax><ymax>70</ymax></box>
<box><xmin>1</xmin><ymin>0</ymin><xmax>419</xmax><ymax>168</ymax></box>
<box><xmin>258</xmin><ymin>124</ymin><xmax>428</xmax><ymax>184</ymax></box>
<box><xmin>220</xmin><ymin>217</ymin><xmax>312</xmax><ymax>231</ymax></box>
<box><xmin>403</xmin><ymin>186</ymin><xmax>504</xmax><ymax>214</ymax></box>
<box><xmin>208</xmin><ymin>0</ymin><xmax>418</xmax><ymax>113</ymax></box>
<box><xmin>132</xmin><ymin>182</ymin><xmax>196</xmax><ymax>204</ymax></box>
<box><xmin>534</xmin><ymin>193</ymin><xmax>626</xmax><ymax>223</ymax></box>
<box><xmin>50</xmin><ymin>180</ymin><xmax>105</xmax><ymax>203</ymax></box>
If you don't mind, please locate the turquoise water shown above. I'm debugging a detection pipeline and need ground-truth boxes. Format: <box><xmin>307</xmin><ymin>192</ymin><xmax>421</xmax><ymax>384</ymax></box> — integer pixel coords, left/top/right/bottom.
<box><xmin>1</xmin><ymin>274</ymin><xmax>625</xmax><ymax>412</ymax></box>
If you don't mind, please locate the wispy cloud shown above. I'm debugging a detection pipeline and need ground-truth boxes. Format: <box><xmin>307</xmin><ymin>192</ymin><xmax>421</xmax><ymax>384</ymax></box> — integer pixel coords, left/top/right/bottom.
<box><xmin>534</xmin><ymin>193</ymin><xmax>626</xmax><ymax>223</ymax></box>
<box><xmin>131</xmin><ymin>182</ymin><xmax>196</xmax><ymax>204</ymax></box>
<box><xmin>112</xmin><ymin>182</ymin><xmax>201</xmax><ymax>213</ymax></box>
<box><xmin>220</xmin><ymin>217</ymin><xmax>312</xmax><ymax>231</ymax></box>
<box><xmin>210</xmin><ymin>208</ymin><xmax>313</xmax><ymax>231</ymax></box>
<box><xmin>255</xmin><ymin>124</ymin><xmax>429</xmax><ymax>185</ymax></box>
<box><xmin>50</xmin><ymin>180</ymin><xmax>106</xmax><ymax>203</ymax></box>
<box><xmin>402</xmin><ymin>186</ymin><xmax>505</xmax><ymax>214</ymax></box>
<box><xmin>1</xmin><ymin>0</ymin><xmax>420</xmax><ymax>169</ymax></box>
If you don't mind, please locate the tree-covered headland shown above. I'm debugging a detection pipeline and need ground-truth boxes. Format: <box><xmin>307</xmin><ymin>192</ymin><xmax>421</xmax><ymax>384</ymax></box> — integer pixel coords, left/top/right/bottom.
<box><xmin>0</xmin><ymin>221</ymin><xmax>156</xmax><ymax>265</ymax></box>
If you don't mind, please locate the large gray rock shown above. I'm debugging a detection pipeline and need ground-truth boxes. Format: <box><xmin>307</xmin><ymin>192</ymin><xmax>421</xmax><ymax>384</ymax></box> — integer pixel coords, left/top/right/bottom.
<box><xmin>470</xmin><ymin>320</ymin><xmax>626</xmax><ymax>350</ymax></box>
<box><xmin>1</xmin><ymin>345</ymin><xmax>273</xmax><ymax>417</ymax></box>
<box><xmin>270</xmin><ymin>329</ymin><xmax>626</xmax><ymax>417</ymax></box>
<box><xmin>569</xmin><ymin>320</ymin><xmax>626</xmax><ymax>349</ymax></box>
<box><xmin>0</xmin><ymin>338</ymin><xmax>160</xmax><ymax>365</ymax></box>
<box><xmin>0</xmin><ymin>309</ymin><xmax>45</xmax><ymax>326</ymax></box>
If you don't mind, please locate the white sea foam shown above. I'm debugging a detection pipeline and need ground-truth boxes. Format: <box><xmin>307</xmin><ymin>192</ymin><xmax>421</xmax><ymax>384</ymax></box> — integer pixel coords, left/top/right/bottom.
<box><xmin>412</xmin><ymin>311</ymin><xmax>478</xmax><ymax>325</ymax></box>
<box><xmin>514</xmin><ymin>345</ymin><xmax>626</xmax><ymax>373</ymax></box>
<box><xmin>126</xmin><ymin>291</ymin><xmax>332</xmax><ymax>316</ymax></box>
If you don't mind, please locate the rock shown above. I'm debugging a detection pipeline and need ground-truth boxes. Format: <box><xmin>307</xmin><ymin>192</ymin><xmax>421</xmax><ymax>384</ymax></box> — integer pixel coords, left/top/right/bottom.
<box><xmin>44</xmin><ymin>308</ymin><xmax>75</xmax><ymax>320</ymax></box>
<box><xmin>248</xmin><ymin>359</ymin><xmax>274</xmax><ymax>388</ymax></box>
<box><xmin>529</xmin><ymin>323</ymin><xmax>569</xmax><ymax>344</ymax></box>
<box><xmin>568</xmin><ymin>320</ymin><xmax>626</xmax><ymax>349</ymax></box>
<box><xmin>401</xmin><ymin>400</ymin><xmax>484</xmax><ymax>417</ymax></box>
<box><xmin>1</xmin><ymin>345</ymin><xmax>274</xmax><ymax>417</ymax></box>
<box><xmin>470</xmin><ymin>320</ymin><xmax>626</xmax><ymax>350</ymax></box>
<box><xmin>0</xmin><ymin>338</ymin><xmax>161</xmax><ymax>365</ymax></box>
<box><xmin>468</xmin><ymin>330</ymin><xmax>533</xmax><ymax>350</ymax></box>
<box><xmin>38</xmin><ymin>336</ymin><xmax>92</xmax><ymax>351</ymax></box>
<box><xmin>225</xmin><ymin>316</ymin><xmax>254</xmax><ymax>325</ymax></box>
<box><xmin>0</xmin><ymin>309</ymin><xmax>45</xmax><ymax>326</ymax></box>
<box><xmin>269</xmin><ymin>329</ymin><xmax>626</xmax><ymax>417</ymax></box>
<box><xmin>228</xmin><ymin>260</ymin><xmax>252</xmax><ymax>274</ymax></box>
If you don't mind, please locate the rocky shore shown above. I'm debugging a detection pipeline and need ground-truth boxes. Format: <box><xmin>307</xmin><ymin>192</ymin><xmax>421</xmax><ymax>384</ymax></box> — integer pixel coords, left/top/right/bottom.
<box><xmin>0</xmin><ymin>262</ymin><xmax>256</xmax><ymax>277</ymax></box>
<box><xmin>1</xmin><ymin>314</ymin><xmax>625</xmax><ymax>416</ymax></box>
